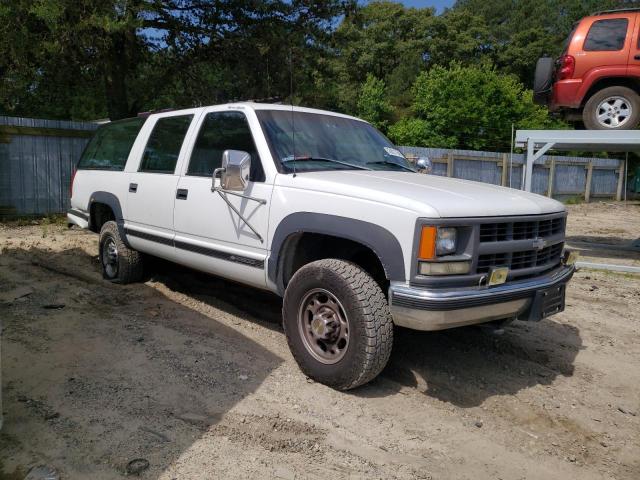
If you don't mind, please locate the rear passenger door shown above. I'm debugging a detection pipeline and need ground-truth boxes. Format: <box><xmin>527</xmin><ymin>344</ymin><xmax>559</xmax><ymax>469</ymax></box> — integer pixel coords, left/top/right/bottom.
<box><xmin>125</xmin><ymin>112</ymin><xmax>197</xmax><ymax>260</ymax></box>
<box><xmin>576</xmin><ymin>15</ymin><xmax>634</xmax><ymax>79</ymax></box>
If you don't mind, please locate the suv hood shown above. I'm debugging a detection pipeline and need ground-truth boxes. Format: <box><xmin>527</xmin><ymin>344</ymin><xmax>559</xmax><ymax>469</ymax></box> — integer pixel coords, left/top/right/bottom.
<box><xmin>277</xmin><ymin>170</ymin><xmax>565</xmax><ymax>218</ymax></box>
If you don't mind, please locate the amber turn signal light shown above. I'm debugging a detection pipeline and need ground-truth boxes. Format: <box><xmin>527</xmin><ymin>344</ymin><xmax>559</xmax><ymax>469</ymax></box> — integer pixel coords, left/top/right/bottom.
<box><xmin>418</xmin><ymin>226</ymin><xmax>437</xmax><ymax>260</ymax></box>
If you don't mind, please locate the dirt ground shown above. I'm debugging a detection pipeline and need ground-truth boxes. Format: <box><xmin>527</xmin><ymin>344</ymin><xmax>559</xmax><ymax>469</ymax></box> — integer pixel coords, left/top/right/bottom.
<box><xmin>1</xmin><ymin>202</ymin><xmax>639</xmax><ymax>480</ymax></box>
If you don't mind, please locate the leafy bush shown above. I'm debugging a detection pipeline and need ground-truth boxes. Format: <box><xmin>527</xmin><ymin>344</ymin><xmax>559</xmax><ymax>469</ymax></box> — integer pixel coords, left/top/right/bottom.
<box><xmin>388</xmin><ymin>63</ymin><xmax>561</xmax><ymax>149</ymax></box>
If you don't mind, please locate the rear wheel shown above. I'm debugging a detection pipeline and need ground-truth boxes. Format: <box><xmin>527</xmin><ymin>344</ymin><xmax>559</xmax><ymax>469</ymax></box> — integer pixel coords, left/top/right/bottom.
<box><xmin>583</xmin><ymin>86</ymin><xmax>640</xmax><ymax>130</ymax></box>
<box><xmin>99</xmin><ymin>221</ymin><xmax>144</xmax><ymax>284</ymax></box>
<box><xmin>282</xmin><ymin>259</ymin><xmax>393</xmax><ymax>390</ymax></box>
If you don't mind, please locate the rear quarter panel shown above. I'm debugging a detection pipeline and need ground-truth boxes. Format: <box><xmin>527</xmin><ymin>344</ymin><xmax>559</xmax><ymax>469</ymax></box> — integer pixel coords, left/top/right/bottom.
<box><xmin>568</xmin><ymin>14</ymin><xmax>636</xmax><ymax>106</ymax></box>
<box><xmin>71</xmin><ymin>170</ymin><xmax>130</xmax><ymax>222</ymax></box>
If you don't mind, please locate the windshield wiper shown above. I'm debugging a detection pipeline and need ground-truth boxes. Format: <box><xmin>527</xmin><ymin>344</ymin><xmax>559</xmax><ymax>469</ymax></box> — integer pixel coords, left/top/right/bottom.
<box><xmin>367</xmin><ymin>160</ymin><xmax>415</xmax><ymax>172</ymax></box>
<box><xmin>282</xmin><ymin>156</ymin><xmax>372</xmax><ymax>171</ymax></box>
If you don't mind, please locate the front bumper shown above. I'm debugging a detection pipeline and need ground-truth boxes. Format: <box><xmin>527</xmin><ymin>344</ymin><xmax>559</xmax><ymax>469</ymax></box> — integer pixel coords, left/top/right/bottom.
<box><xmin>389</xmin><ymin>264</ymin><xmax>575</xmax><ymax>331</ymax></box>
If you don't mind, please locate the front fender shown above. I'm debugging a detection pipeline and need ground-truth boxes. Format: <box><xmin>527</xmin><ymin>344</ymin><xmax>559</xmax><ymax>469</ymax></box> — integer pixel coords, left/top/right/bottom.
<box><xmin>268</xmin><ymin>212</ymin><xmax>406</xmax><ymax>295</ymax></box>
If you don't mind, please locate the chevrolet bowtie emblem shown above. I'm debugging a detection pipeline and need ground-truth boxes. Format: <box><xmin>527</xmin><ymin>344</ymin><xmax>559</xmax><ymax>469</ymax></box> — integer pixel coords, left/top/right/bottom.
<box><xmin>532</xmin><ymin>237</ymin><xmax>546</xmax><ymax>250</ymax></box>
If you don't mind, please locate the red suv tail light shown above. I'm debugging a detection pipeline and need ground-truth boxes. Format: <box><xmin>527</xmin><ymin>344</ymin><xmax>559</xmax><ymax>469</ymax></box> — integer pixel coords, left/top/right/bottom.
<box><xmin>70</xmin><ymin>169</ymin><xmax>76</xmax><ymax>198</ymax></box>
<box><xmin>557</xmin><ymin>55</ymin><xmax>575</xmax><ymax>80</ymax></box>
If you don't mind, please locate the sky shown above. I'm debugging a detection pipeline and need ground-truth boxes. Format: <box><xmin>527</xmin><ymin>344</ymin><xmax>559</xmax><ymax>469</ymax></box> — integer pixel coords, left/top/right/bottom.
<box><xmin>386</xmin><ymin>0</ymin><xmax>455</xmax><ymax>13</ymax></box>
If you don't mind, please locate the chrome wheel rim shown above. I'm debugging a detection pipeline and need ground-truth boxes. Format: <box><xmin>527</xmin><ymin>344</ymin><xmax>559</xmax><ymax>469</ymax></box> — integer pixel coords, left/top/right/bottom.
<box><xmin>596</xmin><ymin>96</ymin><xmax>632</xmax><ymax>128</ymax></box>
<box><xmin>102</xmin><ymin>237</ymin><xmax>118</xmax><ymax>278</ymax></box>
<box><xmin>297</xmin><ymin>288</ymin><xmax>350</xmax><ymax>364</ymax></box>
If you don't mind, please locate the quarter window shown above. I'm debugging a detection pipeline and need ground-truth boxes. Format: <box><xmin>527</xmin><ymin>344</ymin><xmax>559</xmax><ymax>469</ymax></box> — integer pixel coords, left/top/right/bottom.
<box><xmin>77</xmin><ymin>117</ymin><xmax>145</xmax><ymax>171</ymax></box>
<box><xmin>187</xmin><ymin>111</ymin><xmax>264</xmax><ymax>181</ymax></box>
<box><xmin>584</xmin><ymin>18</ymin><xmax>628</xmax><ymax>51</ymax></box>
<box><xmin>139</xmin><ymin>115</ymin><xmax>193</xmax><ymax>174</ymax></box>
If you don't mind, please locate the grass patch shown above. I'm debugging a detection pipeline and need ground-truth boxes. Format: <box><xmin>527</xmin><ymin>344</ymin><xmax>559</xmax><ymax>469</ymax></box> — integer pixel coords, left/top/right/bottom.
<box><xmin>564</xmin><ymin>196</ymin><xmax>584</xmax><ymax>205</ymax></box>
<box><xmin>1</xmin><ymin>214</ymin><xmax>67</xmax><ymax>227</ymax></box>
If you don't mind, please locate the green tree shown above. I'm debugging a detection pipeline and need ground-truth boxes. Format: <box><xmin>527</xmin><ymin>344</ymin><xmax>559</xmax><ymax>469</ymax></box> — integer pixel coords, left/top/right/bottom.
<box><xmin>426</xmin><ymin>10</ymin><xmax>492</xmax><ymax>67</ymax></box>
<box><xmin>356</xmin><ymin>74</ymin><xmax>392</xmax><ymax>131</ymax></box>
<box><xmin>0</xmin><ymin>0</ymin><xmax>350</xmax><ymax>120</ymax></box>
<box><xmin>331</xmin><ymin>1</ymin><xmax>434</xmax><ymax>114</ymax></box>
<box><xmin>388</xmin><ymin>63</ymin><xmax>560</xmax><ymax>150</ymax></box>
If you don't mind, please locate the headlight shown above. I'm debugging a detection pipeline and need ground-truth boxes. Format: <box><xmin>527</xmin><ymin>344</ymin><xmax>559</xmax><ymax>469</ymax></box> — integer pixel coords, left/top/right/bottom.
<box><xmin>436</xmin><ymin>227</ymin><xmax>457</xmax><ymax>256</ymax></box>
<box><xmin>418</xmin><ymin>226</ymin><xmax>458</xmax><ymax>259</ymax></box>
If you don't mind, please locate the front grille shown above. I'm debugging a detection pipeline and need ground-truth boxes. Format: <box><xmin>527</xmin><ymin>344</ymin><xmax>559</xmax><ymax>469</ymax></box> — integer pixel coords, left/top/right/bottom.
<box><xmin>477</xmin><ymin>243</ymin><xmax>564</xmax><ymax>274</ymax></box>
<box><xmin>480</xmin><ymin>217</ymin><xmax>564</xmax><ymax>243</ymax></box>
<box><xmin>475</xmin><ymin>214</ymin><xmax>566</xmax><ymax>277</ymax></box>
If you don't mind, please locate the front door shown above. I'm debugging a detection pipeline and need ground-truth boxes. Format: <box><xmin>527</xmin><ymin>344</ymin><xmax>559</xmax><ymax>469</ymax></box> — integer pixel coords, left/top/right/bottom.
<box><xmin>173</xmin><ymin>110</ymin><xmax>272</xmax><ymax>288</ymax></box>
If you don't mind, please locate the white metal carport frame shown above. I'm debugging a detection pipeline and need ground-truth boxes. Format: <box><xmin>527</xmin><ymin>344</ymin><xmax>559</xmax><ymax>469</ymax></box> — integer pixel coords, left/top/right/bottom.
<box><xmin>515</xmin><ymin>130</ymin><xmax>640</xmax><ymax>192</ymax></box>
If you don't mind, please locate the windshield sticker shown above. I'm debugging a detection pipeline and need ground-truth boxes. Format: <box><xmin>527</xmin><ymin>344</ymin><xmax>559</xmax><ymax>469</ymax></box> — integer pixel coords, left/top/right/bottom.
<box><xmin>384</xmin><ymin>147</ymin><xmax>405</xmax><ymax>158</ymax></box>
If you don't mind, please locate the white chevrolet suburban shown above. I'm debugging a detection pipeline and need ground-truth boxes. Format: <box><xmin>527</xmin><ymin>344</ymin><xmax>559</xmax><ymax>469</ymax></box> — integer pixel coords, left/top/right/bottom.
<box><xmin>68</xmin><ymin>103</ymin><xmax>575</xmax><ymax>390</ymax></box>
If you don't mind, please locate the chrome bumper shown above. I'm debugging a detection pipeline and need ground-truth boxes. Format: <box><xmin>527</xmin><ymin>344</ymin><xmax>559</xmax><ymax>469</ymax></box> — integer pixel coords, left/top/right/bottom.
<box><xmin>389</xmin><ymin>265</ymin><xmax>575</xmax><ymax>331</ymax></box>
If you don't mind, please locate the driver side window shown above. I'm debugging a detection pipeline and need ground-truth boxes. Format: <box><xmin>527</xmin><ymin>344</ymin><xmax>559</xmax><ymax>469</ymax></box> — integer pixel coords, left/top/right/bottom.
<box><xmin>187</xmin><ymin>111</ymin><xmax>265</xmax><ymax>181</ymax></box>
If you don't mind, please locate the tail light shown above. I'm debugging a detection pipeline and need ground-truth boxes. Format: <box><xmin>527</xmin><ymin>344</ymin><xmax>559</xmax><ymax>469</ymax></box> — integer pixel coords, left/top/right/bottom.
<box><xmin>70</xmin><ymin>169</ymin><xmax>76</xmax><ymax>198</ymax></box>
<box><xmin>557</xmin><ymin>55</ymin><xmax>575</xmax><ymax>80</ymax></box>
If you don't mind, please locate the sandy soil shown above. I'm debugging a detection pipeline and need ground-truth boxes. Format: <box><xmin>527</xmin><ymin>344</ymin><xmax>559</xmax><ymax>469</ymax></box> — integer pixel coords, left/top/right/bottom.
<box><xmin>1</xmin><ymin>202</ymin><xmax>639</xmax><ymax>480</ymax></box>
<box><xmin>565</xmin><ymin>201</ymin><xmax>640</xmax><ymax>266</ymax></box>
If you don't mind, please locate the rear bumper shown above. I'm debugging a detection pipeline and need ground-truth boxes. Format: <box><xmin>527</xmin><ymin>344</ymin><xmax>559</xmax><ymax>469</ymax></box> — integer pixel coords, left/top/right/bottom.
<box><xmin>67</xmin><ymin>208</ymin><xmax>89</xmax><ymax>229</ymax></box>
<box><xmin>389</xmin><ymin>264</ymin><xmax>575</xmax><ymax>331</ymax></box>
<box><xmin>550</xmin><ymin>79</ymin><xmax>583</xmax><ymax>110</ymax></box>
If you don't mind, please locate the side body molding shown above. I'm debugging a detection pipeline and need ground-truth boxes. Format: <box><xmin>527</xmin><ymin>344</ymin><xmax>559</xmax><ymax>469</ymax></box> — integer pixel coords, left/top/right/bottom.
<box><xmin>268</xmin><ymin>212</ymin><xmax>406</xmax><ymax>294</ymax></box>
<box><xmin>87</xmin><ymin>191</ymin><xmax>129</xmax><ymax>246</ymax></box>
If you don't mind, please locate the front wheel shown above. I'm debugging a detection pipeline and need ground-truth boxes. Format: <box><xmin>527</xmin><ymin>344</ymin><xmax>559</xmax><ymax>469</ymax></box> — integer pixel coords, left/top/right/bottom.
<box><xmin>583</xmin><ymin>86</ymin><xmax>640</xmax><ymax>130</ymax></box>
<box><xmin>282</xmin><ymin>259</ymin><xmax>393</xmax><ymax>390</ymax></box>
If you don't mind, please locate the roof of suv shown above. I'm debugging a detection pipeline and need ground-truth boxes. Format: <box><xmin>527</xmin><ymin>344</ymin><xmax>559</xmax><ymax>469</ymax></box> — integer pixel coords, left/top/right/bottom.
<box><xmin>140</xmin><ymin>103</ymin><xmax>365</xmax><ymax>123</ymax></box>
<box><xmin>592</xmin><ymin>8</ymin><xmax>640</xmax><ymax>16</ymax></box>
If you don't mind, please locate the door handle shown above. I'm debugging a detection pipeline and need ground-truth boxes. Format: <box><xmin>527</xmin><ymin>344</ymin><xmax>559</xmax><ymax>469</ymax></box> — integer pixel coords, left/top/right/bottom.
<box><xmin>635</xmin><ymin>54</ymin><xmax>640</xmax><ymax>60</ymax></box>
<box><xmin>129</xmin><ymin>183</ymin><xmax>138</xmax><ymax>193</ymax></box>
<box><xmin>176</xmin><ymin>188</ymin><xmax>188</xmax><ymax>200</ymax></box>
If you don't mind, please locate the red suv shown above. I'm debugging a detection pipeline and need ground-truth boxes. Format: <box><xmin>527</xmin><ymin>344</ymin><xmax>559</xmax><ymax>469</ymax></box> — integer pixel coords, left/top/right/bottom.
<box><xmin>534</xmin><ymin>8</ymin><xmax>640</xmax><ymax>130</ymax></box>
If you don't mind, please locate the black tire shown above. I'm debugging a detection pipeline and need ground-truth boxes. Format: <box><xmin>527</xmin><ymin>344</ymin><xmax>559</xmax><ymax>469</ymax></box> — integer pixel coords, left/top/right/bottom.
<box><xmin>99</xmin><ymin>221</ymin><xmax>144</xmax><ymax>284</ymax></box>
<box><xmin>282</xmin><ymin>259</ymin><xmax>393</xmax><ymax>390</ymax></box>
<box><xmin>533</xmin><ymin>57</ymin><xmax>554</xmax><ymax>105</ymax></box>
<box><xmin>583</xmin><ymin>86</ymin><xmax>640</xmax><ymax>130</ymax></box>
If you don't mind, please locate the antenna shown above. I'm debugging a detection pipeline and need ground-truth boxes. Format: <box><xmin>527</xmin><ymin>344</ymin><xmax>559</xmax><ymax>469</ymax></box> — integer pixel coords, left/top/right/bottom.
<box><xmin>289</xmin><ymin>48</ymin><xmax>297</xmax><ymax>178</ymax></box>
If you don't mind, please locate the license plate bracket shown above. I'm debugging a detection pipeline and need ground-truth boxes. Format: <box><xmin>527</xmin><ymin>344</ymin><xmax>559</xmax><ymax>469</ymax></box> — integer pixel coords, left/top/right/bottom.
<box><xmin>526</xmin><ymin>284</ymin><xmax>566</xmax><ymax>322</ymax></box>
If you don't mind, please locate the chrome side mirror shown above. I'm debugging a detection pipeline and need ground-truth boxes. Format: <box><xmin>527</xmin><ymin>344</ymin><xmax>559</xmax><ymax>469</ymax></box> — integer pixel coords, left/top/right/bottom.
<box><xmin>416</xmin><ymin>156</ymin><xmax>432</xmax><ymax>174</ymax></box>
<box><xmin>214</xmin><ymin>150</ymin><xmax>251</xmax><ymax>191</ymax></box>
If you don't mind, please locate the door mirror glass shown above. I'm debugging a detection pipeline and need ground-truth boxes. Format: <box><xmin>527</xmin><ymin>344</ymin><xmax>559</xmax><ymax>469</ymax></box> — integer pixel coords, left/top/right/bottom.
<box><xmin>416</xmin><ymin>157</ymin><xmax>432</xmax><ymax>173</ymax></box>
<box><xmin>217</xmin><ymin>150</ymin><xmax>251</xmax><ymax>191</ymax></box>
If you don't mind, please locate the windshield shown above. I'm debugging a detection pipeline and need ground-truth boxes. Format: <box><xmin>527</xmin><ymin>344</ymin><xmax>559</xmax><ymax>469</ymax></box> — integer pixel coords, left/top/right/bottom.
<box><xmin>256</xmin><ymin>110</ymin><xmax>415</xmax><ymax>173</ymax></box>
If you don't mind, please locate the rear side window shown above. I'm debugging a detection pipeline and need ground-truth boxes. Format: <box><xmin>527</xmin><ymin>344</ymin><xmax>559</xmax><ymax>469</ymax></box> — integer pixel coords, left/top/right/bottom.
<box><xmin>139</xmin><ymin>115</ymin><xmax>193</xmax><ymax>174</ymax></box>
<box><xmin>77</xmin><ymin>118</ymin><xmax>145</xmax><ymax>170</ymax></box>
<box><xmin>584</xmin><ymin>18</ymin><xmax>628</xmax><ymax>51</ymax></box>
<box><xmin>187</xmin><ymin>111</ymin><xmax>264</xmax><ymax>181</ymax></box>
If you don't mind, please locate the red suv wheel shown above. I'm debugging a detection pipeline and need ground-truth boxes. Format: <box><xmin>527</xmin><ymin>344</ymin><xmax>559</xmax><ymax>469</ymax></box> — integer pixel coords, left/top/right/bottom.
<box><xmin>583</xmin><ymin>86</ymin><xmax>640</xmax><ymax>130</ymax></box>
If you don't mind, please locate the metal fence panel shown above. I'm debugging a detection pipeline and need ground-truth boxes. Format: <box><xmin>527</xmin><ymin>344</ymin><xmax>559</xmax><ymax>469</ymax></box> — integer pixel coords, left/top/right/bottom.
<box><xmin>591</xmin><ymin>168</ymin><xmax>619</xmax><ymax>196</ymax></box>
<box><xmin>554</xmin><ymin>164</ymin><xmax>586</xmax><ymax>195</ymax></box>
<box><xmin>454</xmin><ymin>159</ymin><xmax>502</xmax><ymax>185</ymax></box>
<box><xmin>398</xmin><ymin>146</ymin><xmax>621</xmax><ymax>200</ymax></box>
<box><xmin>0</xmin><ymin>116</ymin><xmax>97</xmax><ymax>216</ymax></box>
<box><xmin>531</xmin><ymin>165</ymin><xmax>549</xmax><ymax>195</ymax></box>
